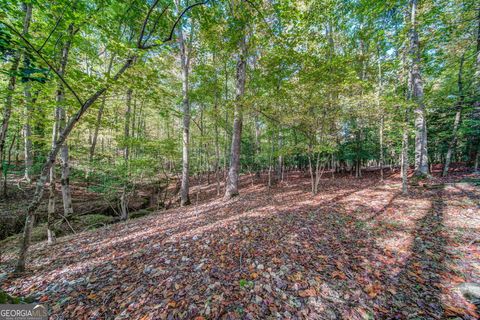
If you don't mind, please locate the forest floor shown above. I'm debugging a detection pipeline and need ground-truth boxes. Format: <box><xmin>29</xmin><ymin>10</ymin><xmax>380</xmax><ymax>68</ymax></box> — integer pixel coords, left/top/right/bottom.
<box><xmin>1</xmin><ymin>167</ymin><xmax>480</xmax><ymax>319</ymax></box>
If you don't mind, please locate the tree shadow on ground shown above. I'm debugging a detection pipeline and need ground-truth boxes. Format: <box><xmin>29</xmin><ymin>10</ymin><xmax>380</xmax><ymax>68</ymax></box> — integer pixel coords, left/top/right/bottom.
<box><xmin>2</xmin><ymin>175</ymin><xmax>470</xmax><ymax>319</ymax></box>
<box><xmin>380</xmin><ymin>187</ymin><xmax>448</xmax><ymax>319</ymax></box>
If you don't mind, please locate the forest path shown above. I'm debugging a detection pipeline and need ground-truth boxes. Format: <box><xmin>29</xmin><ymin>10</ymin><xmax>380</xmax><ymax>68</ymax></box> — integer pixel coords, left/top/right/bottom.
<box><xmin>1</xmin><ymin>171</ymin><xmax>479</xmax><ymax>319</ymax></box>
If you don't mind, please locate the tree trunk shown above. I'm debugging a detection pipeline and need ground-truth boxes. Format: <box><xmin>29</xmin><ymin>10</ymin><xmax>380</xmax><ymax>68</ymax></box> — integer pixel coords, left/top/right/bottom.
<box><xmin>224</xmin><ymin>34</ymin><xmax>247</xmax><ymax>200</ymax></box>
<box><xmin>379</xmin><ymin>114</ymin><xmax>384</xmax><ymax>180</ymax></box>
<box><xmin>443</xmin><ymin>54</ymin><xmax>465</xmax><ymax>176</ymax></box>
<box><xmin>410</xmin><ymin>0</ymin><xmax>429</xmax><ymax>176</ymax></box>
<box><xmin>57</xmin><ymin>24</ymin><xmax>75</xmax><ymax>219</ymax></box>
<box><xmin>377</xmin><ymin>48</ymin><xmax>384</xmax><ymax>181</ymax></box>
<box><xmin>355</xmin><ymin>129</ymin><xmax>362</xmax><ymax>178</ymax></box>
<box><xmin>47</xmin><ymin>106</ymin><xmax>60</xmax><ymax>245</ymax></box>
<box><xmin>176</xmin><ymin>5</ymin><xmax>191</xmax><ymax>206</ymax></box>
<box><xmin>314</xmin><ymin>152</ymin><xmax>323</xmax><ymax>194</ymax></box>
<box><xmin>119</xmin><ymin>186</ymin><xmax>128</xmax><ymax>221</ymax></box>
<box><xmin>401</xmin><ymin>111</ymin><xmax>409</xmax><ymax>195</ymax></box>
<box><xmin>90</xmin><ymin>54</ymin><xmax>114</xmax><ymax>162</ymax></box>
<box><xmin>0</xmin><ymin>3</ymin><xmax>32</xmax><ymax>194</ymax></box>
<box><xmin>124</xmin><ymin>88</ymin><xmax>132</xmax><ymax>163</ymax></box>
<box><xmin>223</xmin><ymin>61</ymin><xmax>229</xmax><ymax>177</ymax></box>
<box><xmin>308</xmin><ymin>151</ymin><xmax>315</xmax><ymax>195</ymax></box>
<box><xmin>254</xmin><ymin>113</ymin><xmax>261</xmax><ymax>177</ymax></box>
<box><xmin>47</xmin><ymin>23</ymin><xmax>75</xmax><ymax>243</ymax></box>
<box><xmin>23</xmin><ymin>82</ymin><xmax>33</xmax><ymax>182</ymax></box>
<box><xmin>471</xmin><ymin>8</ymin><xmax>480</xmax><ymax>169</ymax></box>
<box><xmin>2</xmin><ymin>132</ymin><xmax>17</xmax><ymax>196</ymax></box>
<box><xmin>59</xmin><ymin>107</ymin><xmax>73</xmax><ymax>217</ymax></box>
<box><xmin>277</xmin><ymin>130</ymin><xmax>283</xmax><ymax>182</ymax></box>
<box><xmin>15</xmin><ymin>55</ymin><xmax>136</xmax><ymax>273</ymax></box>
<box><xmin>214</xmin><ymin>102</ymin><xmax>221</xmax><ymax>196</ymax></box>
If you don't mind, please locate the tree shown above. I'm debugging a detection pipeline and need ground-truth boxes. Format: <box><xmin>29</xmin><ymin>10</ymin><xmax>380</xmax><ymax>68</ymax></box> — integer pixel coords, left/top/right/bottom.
<box><xmin>8</xmin><ymin>0</ymin><xmax>210</xmax><ymax>273</ymax></box>
<box><xmin>176</xmin><ymin>0</ymin><xmax>193</xmax><ymax>206</ymax></box>
<box><xmin>0</xmin><ymin>2</ymin><xmax>32</xmax><ymax>196</ymax></box>
<box><xmin>409</xmin><ymin>0</ymin><xmax>429</xmax><ymax>176</ymax></box>
<box><xmin>224</xmin><ymin>32</ymin><xmax>247</xmax><ymax>200</ymax></box>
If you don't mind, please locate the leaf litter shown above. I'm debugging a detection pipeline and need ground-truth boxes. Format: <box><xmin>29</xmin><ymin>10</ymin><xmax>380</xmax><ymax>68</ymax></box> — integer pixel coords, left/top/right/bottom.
<box><xmin>1</xmin><ymin>170</ymin><xmax>479</xmax><ymax>319</ymax></box>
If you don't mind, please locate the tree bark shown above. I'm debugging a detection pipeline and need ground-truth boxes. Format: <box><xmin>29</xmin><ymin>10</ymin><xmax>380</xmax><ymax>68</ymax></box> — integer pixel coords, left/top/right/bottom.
<box><xmin>224</xmin><ymin>34</ymin><xmax>247</xmax><ymax>200</ymax></box>
<box><xmin>57</xmin><ymin>24</ymin><xmax>75</xmax><ymax>219</ymax></box>
<box><xmin>355</xmin><ymin>129</ymin><xmax>362</xmax><ymax>178</ymax></box>
<box><xmin>277</xmin><ymin>130</ymin><xmax>283</xmax><ymax>182</ymax></box>
<box><xmin>47</xmin><ymin>105</ymin><xmax>60</xmax><ymax>245</ymax></box>
<box><xmin>401</xmin><ymin>110</ymin><xmax>409</xmax><ymax>195</ymax></box>
<box><xmin>254</xmin><ymin>113</ymin><xmax>261</xmax><ymax>177</ymax></box>
<box><xmin>377</xmin><ymin>48</ymin><xmax>384</xmax><ymax>181</ymax></box>
<box><xmin>410</xmin><ymin>0</ymin><xmax>429</xmax><ymax>176</ymax></box>
<box><xmin>90</xmin><ymin>54</ymin><xmax>114</xmax><ymax>162</ymax></box>
<box><xmin>213</xmin><ymin>52</ymin><xmax>221</xmax><ymax>195</ymax></box>
<box><xmin>2</xmin><ymin>133</ymin><xmax>17</xmax><ymax>196</ymax></box>
<box><xmin>176</xmin><ymin>2</ymin><xmax>192</xmax><ymax>206</ymax></box>
<box><xmin>379</xmin><ymin>114</ymin><xmax>384</xmax><ymax>180</ymax></box>
<box><xmin>23</xmin><ymin>83</ymin><xmax>33</xmax><ymax>183</ymax></box>
<box><xmin>214</xmin><ymin>103</ymin><xmax>221</xmax><ymax>195</ymax></box>
<box><xmin>124</xmin><ymin>88</ymin><xmax>132</xmax><ymax>164</ymax></box>
<box><xmin>443</xmin><ymin>54</ymin><xmax>465</xmax><ymax>176</ymax></box>
<box><xmin>471</xmin><ymin>7</ymin><xmax>480</xmax><ymax>169</ymax></box>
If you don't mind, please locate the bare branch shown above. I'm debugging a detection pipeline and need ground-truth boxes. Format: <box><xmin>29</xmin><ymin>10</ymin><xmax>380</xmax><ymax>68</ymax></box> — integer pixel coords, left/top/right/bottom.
<box><xmin>143</xmin><ymin>5</ymin><xmax>170</xmax><ymax>46</ymax></box>
<box><xmin>138</xmin><ymin>0</ymin><xmax>163</xmax><ymax>48</ymax></box>
<box><xmin>163</xmin><ymin>0</ymin><xmax>209</xmax><ymax>43</ymax></box>
<box><xmin>38</xmin><ymin>6</ymin><xmax>66</xmax><ymax>53</ymax></box>
<box><xmin>1</xmin><ymin>21</ymin><xmax>84</xmax><ymax>106</ymax></box>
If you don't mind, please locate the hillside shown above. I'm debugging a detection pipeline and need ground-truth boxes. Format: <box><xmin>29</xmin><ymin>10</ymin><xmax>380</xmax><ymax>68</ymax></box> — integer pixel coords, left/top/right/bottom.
<box><xmin>1</xmin><ymin>170</ymin><xmax>479</xmax><ymax>319</ymax></box>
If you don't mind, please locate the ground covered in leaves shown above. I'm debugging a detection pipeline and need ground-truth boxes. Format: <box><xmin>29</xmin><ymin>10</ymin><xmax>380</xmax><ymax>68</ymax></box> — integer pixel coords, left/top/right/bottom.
<box><xmin>1</xmin><ymin>169</ymin><xmax>479</xmax><ymax>319</ymax></box>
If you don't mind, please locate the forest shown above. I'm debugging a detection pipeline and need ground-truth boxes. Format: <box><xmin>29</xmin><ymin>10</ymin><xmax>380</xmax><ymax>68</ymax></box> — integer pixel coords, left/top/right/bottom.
<box><xmin>0</xmin><ymin>0</ymin><xmax>479</xmax><ymax>319</ymax></box>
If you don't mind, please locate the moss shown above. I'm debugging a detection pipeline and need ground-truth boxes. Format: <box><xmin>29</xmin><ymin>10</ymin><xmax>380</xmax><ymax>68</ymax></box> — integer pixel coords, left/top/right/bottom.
<box><xmin>129</xmin><ymin>209</ymin><xmax>151</xmax><ymax>219</ymax></box>
<box><xmin>30</xmin><ymin>223</ymin><xmax>48</xmax><ymax>243</ymax></box>
<box><xmin>0</xmin><ymin>223</ymin><xmax>47</xmax><ymax>252</ymax></box>
<box><xmin>460</xmin><ymin>177</ymin><xmax>480</xmax><ymax>186</ymax></box>
<box><xmin>0</xmin><ymin>290</ymin><xmax>28</xmax><ymax>304</ymax></box>
<box><xmin>74</xmin><ymin>214</ymin><xmax>114</xmax><ymax>231</ymax></box>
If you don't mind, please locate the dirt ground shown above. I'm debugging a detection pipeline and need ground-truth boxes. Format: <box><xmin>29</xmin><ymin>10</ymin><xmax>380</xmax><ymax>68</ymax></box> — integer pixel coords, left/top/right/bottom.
<box><xmin>1</xmin><ymin>168</ymin><xmax>479</xmax><ymax>319</ymax></box>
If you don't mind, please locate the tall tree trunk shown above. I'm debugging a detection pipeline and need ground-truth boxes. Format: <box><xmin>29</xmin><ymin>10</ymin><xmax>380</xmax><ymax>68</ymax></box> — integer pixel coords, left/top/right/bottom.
<box><xmin>176</xmin><ymin>4</ymin><xmax>191</xmax><ymax>206</ymax></box>
<box><xmin>471</xmin><ymin>7</ymin><xmax>480</xmax><ymax>169</ymax></box>
<box><xmin>2</xmin><ymin>133</ymin><xmax>17</xmax><ymax>196</ymax></box>
<box><xmin>47</xmin><ymin>26</ymin><xmax>74</xmax><ymax>243</ymax></box>
<box><xmin>277</xmin><ymin>130</ymin><xmax>283</xmax><ymax>182</ymax></box>
<box><xmin>224</xmin><ymin>34</ymin><xmax>247</xmax><ymax>200</ymax></box>
<box><xmin>119</xmin><ymin>88</ymin><xmax>132</xmax><ymax>222</ymax></box>
<box><xmin>377</xmin><ymin>48</ymin><xmax>384</xmax><ymax>181</ymax></box>
<box><xmin>410</xmin><ymin>0</ymin><xmax>429</xmax><ymax>176</ymax></box>
<box><xmin>401</xmin><ymin>110</ymin><xmax>409</xmax><ymax>195</ymax></box>
<box><xmin>254</xmin><ymin>113</ymin><xmax>261</xmax><ymax>177</ymax></box>
<box><xmin>23</xmin><ymin>83</ymin><xmax>33</xmax><ymax>182</ymax></box>
<box><xmin>223</xmin><ymin>61</ymin><xmax>229</xmax><ymax>176</ymax></box>
<box><xmin>213</xmin><ymin>52</ymin><xmax>221</xmax><ymax>195</ymax></box>
<box><xmin>355</xmin><ymin>129</ymin><xmax>362</xmax><ymax>178</ymax></box>
<box><xmin>0</xmin><ymin>3</ymin><xmax>32</xmax><ymax>194</ymax></box>
<box><xmin>57</xmin><ymin>24</ymin><xmax>75</xmax><ymax>219</ymax></box>
<box><xmin>443</xmin><ymin>54</ymin><xmax>465</xmax><ymax>176</ymax></box>
<box><xmin>214</xmin><ymin>103</ymin><xmax>221</xmax><ymax>196</ymax></box>
<box><xmin>47</xmin><ymin>105</ymin><xmax>60</xmax><ymax>245</ymax></box>
<box><xmin>124</xmin><ymin>88</ymin><xmax>132</xmax><ymax>164</ymax></box>
<box><xmin>90</xmin><ymin>54</ymin><xmax>114</xmax><ymax>162</ymax></box>
<box><xmin>379</xmin><ymin>114</ymin><xmax>384</xmax><ymax>180</ymax></box>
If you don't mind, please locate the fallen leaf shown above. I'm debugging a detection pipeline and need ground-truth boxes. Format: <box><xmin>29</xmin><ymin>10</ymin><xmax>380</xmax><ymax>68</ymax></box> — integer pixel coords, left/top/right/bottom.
<box><xmin>298</xmin><ymin>288</ymin><xmax>317</xmax><ymax>297</ymax></box>
<box><xmin>332</xmin><ymin>271</ymin><xmax>347</xmax><ymax>280</ymax></box>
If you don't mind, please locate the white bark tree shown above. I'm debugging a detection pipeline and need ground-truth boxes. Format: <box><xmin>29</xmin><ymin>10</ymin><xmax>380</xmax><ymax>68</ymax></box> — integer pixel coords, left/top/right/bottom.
<box><xmin>224</xmin><ymin>33</ymin><xmax>247</xmax><ymax>200</ymax></box>
<box><xmin>409</xmin><ymin>0</ymin><xmax>429</xmax><ymax>176</ymax></box>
